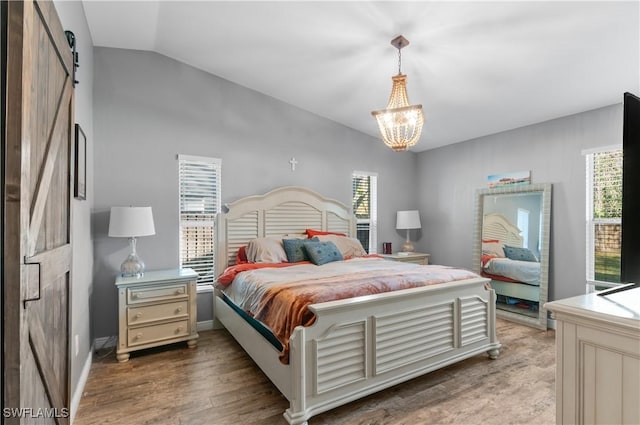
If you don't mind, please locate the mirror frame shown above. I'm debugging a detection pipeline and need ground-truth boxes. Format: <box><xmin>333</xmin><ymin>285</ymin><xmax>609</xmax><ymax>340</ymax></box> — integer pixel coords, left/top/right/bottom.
<box><xmin>472</xmin><ymin>183</ymin><xmax>552</xmax><ymax>330</ymax></box>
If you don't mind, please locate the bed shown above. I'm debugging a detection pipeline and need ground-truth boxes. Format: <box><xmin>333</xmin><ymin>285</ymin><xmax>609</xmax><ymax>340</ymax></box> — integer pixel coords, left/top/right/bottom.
<box><xmin>481</xmin><ymin>213</ymin><xmax>541</xmax><ymax>309</ymax></box>
<box><xmin>213</xmin><ymin>186</ymin><xmax>501</xmax><ymax>425</ymax></box>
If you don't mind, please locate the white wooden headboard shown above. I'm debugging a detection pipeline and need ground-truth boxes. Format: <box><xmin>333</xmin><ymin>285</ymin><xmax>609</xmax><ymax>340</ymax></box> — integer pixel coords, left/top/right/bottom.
<box><xmin>215</xmin><ymin>186</ymin><xmax>356</xmax><ymax>277</ymax></box>
<box><xmin>482</xmin><ymin>213</ymin><xmax>523</xmax><ymax>247</ymax></box>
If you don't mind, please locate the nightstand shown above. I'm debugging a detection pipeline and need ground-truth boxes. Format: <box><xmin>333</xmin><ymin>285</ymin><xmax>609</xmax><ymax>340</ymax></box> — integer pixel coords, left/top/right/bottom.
<box><xmin>115</xmin><ymin>268</ymin><xmax>198</xmax><ymax>362</ymax></box>
<box><xmin>379</xmin><ymin>252</ymin><xmax>430</xmax><ymax>265</ymax></box>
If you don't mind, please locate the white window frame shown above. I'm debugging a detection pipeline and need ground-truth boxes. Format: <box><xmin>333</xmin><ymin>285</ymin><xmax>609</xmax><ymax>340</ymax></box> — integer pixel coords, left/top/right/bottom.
<box><xmin>584</xmin><ymin>145</ymin><xmax>622</xmax><ymax>292</ymax></box>
<box><xmin>178</xmin><ymin>154</ymin><xmax>221</xmax><ymax>285</ymax></box>
<box><xmin>352</xmin><ymin>171</ymin><xmax>378</xmax><ymax>254</ymax></box>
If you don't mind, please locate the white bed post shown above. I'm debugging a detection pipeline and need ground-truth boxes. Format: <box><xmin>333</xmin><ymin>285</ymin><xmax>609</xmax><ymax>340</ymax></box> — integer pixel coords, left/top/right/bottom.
<box><xmin>284</xmin><ymin>327</ymin><xmax>308</xmax><ymax>425</ymax></box>
<box><xmin>487</xmin><ymin>287</ymin><xmax>500</xmax><ymax>359</ymax></box>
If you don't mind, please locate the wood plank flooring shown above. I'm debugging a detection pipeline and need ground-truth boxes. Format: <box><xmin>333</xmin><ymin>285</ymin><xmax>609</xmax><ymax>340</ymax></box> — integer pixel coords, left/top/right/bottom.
<box><xmin>74</xmin><ymin>319</ymin><xmax>555</xmax><ymax>425</ymax></box>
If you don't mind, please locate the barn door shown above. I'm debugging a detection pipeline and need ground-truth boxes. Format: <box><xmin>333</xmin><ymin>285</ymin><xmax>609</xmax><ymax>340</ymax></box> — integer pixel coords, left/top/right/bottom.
<box><xmin>4</xmin><ymin>1</ymin><xmax>74</xmax><ymax>423</ymax></box>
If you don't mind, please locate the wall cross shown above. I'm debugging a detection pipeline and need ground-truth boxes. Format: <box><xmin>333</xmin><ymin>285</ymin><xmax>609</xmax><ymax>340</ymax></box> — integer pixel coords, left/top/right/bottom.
<box><xmin>289</xmin><ymin>157</ymin><xmax>298</xmax><ymax>171</ymax></box>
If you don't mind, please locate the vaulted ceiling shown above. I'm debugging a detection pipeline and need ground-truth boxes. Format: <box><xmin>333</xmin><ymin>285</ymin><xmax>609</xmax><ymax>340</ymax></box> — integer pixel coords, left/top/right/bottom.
<box><xmin>83</xmin><ymin>1</ymin><xmax>640</xmax><ymax>152</ymax></box>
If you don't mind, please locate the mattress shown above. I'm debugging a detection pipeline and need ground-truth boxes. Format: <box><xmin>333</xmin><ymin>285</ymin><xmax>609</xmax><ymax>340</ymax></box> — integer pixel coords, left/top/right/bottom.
<box><xmin>483</xmin><ymin>257</ymin><xmax>540</xmax><ymax>286</ymax></box>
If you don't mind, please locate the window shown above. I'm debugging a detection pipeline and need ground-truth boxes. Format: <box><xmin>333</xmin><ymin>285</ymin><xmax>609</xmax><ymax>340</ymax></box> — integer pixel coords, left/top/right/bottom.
<box><xmin>352</xmin><ymin>171</ymin><xmax>378</xmax><ymax>253</ymax></box>
<box><xmin>517</xmin><ymin>208</ymin><xmax>530</xmax><ymax>249</ymax></box>
<box><xmin>585</xmin><ymin>147</ymin><xmax>622</xmax><ymax>291</ymax></box>
<box><xmin>178</xmin><ymin>155</ymin><xmax>221</xmax><ymax>284</ymax></box>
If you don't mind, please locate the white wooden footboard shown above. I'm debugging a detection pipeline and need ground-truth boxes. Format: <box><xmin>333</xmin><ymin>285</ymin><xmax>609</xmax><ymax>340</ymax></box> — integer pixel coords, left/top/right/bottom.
<box><xmin>284</xmin><ymin>277</ymin><xmax>500</xmax><ymax>425</ymax></box>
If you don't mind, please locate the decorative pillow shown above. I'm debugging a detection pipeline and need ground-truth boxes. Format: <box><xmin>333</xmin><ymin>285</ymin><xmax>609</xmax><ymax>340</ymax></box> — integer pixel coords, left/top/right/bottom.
<box><xmin>503</xmin><ymin>245</ymin><xmax>538</xmax><ymax>262</ymax></box>
<box><xmin>282</xmin><ymin>237</ymin><xmax>318</xmax><ymax>262</ymax></box>
<box><xmin>305</xmin><ymin>229</ymin><xmax>347</xmax><ymax>238</ymax></box>
<box><xmin>315</xmin><ymin>234</ymin><xmax>367</xmax><ymax>259</ymax></box>
<box><xmin>303</xmin><ymin>240</ymin><xmax>343</xmax><ymax>265</ymax></box>
<box><xmin>235</xmin><ymin>245</ymin><xmax>248</xmax><ymax>264</ymax></box>
<box><xmin>246</xmin><ymin>237</ymin><xmax>288</xmax><ymax>263</ymax></box>
<box><xmin>482</xmin><ymin>240</ymin><xmax>505</xmax><ymax>258</ymax></box>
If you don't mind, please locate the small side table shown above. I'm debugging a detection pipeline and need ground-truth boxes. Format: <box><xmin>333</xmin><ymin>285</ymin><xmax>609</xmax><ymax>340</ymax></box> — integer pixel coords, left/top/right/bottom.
<box><xmin>115</xmin><ymin>268</ymin><xmax>198</xmax><ymax>362</ymax></box>
<box><xmin>379</xmin><ymin>252</ymin><xmax>430</xmax><ymax>265</ymax></box>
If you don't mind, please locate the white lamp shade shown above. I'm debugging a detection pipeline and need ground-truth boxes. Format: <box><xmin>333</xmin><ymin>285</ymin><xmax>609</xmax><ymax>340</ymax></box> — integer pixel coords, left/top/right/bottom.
<box><xmin>396</xmin><ymin>210</ymin><xmax>421</xmax><ymax>230</ymax></box>
<box><xmin>109</xmin><ymin>207</ymin><xmax>156</xmax><ymax>237</ymax></box>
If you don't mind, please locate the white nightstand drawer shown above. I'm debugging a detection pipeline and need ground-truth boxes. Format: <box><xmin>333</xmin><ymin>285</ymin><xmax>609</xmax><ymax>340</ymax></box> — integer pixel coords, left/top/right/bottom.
<box><xmin>128</xmin><ymin>320</ymin><xmax>189</xmax><ymax>346</ymax></box>
<box><xmin>127</xmin><ymin>301</ymin><xmax>189</xmax><ymax>326</ymax></box>
<box><xmin>127</xmin><ymin>283</ymin><xmax>187</xmax><ymax>304</ymax></box>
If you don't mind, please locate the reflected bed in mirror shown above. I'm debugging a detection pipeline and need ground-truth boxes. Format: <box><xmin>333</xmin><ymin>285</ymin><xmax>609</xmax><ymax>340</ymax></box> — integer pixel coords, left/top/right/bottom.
<box><xmin>473</xmin><ymin>183</ymin><xmax>552</xmax><ymax>330</ymax></box>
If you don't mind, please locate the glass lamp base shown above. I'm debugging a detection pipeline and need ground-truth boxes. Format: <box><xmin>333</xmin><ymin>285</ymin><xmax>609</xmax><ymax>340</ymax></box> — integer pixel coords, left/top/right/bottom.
<box><xmin>121</xmin><ymin>253</ymin><xmax>145</xmax><ymax>277</ymax></box>
<box><xmin>401</xmin><ymin>240</ymin><xmax>415</xmax><ymax>252</ymax></box>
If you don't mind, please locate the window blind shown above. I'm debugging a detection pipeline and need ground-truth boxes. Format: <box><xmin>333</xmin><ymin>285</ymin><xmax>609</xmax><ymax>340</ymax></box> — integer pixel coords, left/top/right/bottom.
<box><xmin>178</xmin><ymin>155</ymin><xmax>221</xmax><ymax>284</ymax></box>
<box><xmin>352</xmin><ymin>171</ymin><xmax>378</xmax><ymax>253</ymax></box>
<box><xmin>585</xmin><ymin>148</ymin><xmax>622</xmax><ymax>290</ymax></box>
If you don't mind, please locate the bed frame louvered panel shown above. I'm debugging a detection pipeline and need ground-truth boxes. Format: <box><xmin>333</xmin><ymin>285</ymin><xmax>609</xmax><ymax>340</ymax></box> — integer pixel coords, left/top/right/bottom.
<box><xmin>483</xmin><ymin>213</ymin><xmax>524</xmax><ymax>247</ymax></box>
<box><xmin>214</xmin><ymin>186</ymin><xmax>501</xmax><ymax>425</ymax></box>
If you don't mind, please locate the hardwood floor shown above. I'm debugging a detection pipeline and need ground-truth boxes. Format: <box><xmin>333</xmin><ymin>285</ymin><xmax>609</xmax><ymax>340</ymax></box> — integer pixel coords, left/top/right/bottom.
<box><xmin>74</xmin><ymin>319</ymin><xmax>555</xmax><ymax>425</ymax></box>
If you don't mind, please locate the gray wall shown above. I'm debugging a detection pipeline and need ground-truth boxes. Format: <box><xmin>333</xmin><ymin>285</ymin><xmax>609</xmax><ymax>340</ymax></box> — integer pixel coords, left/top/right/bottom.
<box><xmin>54</xmin><ymin>0</ymin><xmax>94</xmax><ymax>413</ymax></box>
<box><xmin>414</xmin><ymin>104</ymin><xmax>623</xmax><ymax>301</ymax></box>
<box><xmin>92</xmin><ymin>47</ymin><xmax>418</xmax><ymax>339</ymax></box>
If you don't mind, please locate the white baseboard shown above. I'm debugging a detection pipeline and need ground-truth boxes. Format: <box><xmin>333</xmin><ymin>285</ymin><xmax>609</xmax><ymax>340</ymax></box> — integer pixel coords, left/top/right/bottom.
<box><xmin>70</xmin><ymin>348</ymin><xmax>93</xmax><ymax>424</ymax></box>
<box><xmin>547</xmin><ymin>317</ymin><xmax>557</xmax><ymax>330</ymax></box>
<box><xmin>197</xmin><ymin>320</ymin><xmax>214</xmax><ymax>331</ymax></box>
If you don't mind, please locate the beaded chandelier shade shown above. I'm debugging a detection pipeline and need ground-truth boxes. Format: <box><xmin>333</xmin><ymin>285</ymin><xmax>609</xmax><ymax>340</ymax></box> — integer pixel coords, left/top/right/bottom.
<box><xmin>371</xmin><ymin>35</ymin><xmax>424</xmax><ymax>152</ymax></box>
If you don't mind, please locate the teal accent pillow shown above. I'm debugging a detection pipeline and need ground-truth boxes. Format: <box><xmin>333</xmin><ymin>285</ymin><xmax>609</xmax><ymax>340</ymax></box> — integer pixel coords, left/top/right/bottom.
<box><xmin>303</xmin><ymin>240</ymin><xmax>343</xmax><ymax>265</ymax></box>
<box><xmin>282</xmin><ymin>238</ymin><xmax>309</xmax><ymax>262</ymax></box>
<box><xmin>503</xmin><ymin>245</ymin><xmax>538</xmax><ymax>262</ymax></box>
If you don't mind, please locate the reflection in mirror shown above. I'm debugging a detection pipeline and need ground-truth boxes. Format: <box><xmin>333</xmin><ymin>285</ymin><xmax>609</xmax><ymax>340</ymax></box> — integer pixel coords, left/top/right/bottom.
<box><xmin>473</xmin><ymin>183</ymin><xmax>552</xmax><ymax>330</ymax></box>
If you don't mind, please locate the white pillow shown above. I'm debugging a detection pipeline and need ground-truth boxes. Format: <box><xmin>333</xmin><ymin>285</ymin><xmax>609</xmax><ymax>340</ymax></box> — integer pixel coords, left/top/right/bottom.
<box><xmin>246</xmin><ymin>237</ymin><xmax>288</xmax><ymax>263</ymax></box>
<box><xmin>482</xmin><ymin>240</ymin><xmax>505</xmax><ymax>258</ymax></box>
<box><xmin>316</xmin><ymin>235</ymin><xmax>367</xmax><ymax>259</ymax></box>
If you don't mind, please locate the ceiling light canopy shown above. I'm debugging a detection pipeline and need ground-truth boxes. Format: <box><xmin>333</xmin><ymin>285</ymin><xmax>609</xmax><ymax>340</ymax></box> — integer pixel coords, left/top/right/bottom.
<box><xmin>371</xmin><ymin>35</ymin><xmax>424</xmax><ymax>152</ymax></box>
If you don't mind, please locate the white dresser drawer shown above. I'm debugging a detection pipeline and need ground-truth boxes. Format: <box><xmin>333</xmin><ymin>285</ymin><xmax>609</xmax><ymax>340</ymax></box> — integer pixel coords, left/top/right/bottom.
<box><xmin>128</xmin><ymin>320</ymin><xmax>189</xmax><ymax>346</ymax></box>
<box><xmin>127</xmin><ymin>301</ymin><xmax>188</xmax><ymax>326</ymax></box>
<box><xmin>127</xmin><ymin>283</ymin><xmax>187</xmax><ymax>304</ymax></box>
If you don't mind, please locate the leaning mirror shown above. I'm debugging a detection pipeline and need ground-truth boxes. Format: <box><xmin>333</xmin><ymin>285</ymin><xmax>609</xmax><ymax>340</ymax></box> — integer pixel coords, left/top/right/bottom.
<box><xmin>472</xmin><ymin>183</ymin><xmax>552</xmax><ymax>330</ymax></box>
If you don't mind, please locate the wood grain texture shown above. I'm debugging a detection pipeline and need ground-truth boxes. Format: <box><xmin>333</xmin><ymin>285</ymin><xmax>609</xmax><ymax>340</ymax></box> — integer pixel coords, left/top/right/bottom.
<box><xmin>74</xmin><ymin>319</ymin><xmax>555</xmax><ymax>425</ymax></box>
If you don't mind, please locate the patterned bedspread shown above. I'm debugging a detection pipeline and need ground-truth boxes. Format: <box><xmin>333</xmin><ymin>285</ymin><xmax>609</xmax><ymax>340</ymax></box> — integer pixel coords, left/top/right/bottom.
<box><xmin>221</xmin><ymin>257</ymin><xmax>480</xmax><ymax>363</ymax></box>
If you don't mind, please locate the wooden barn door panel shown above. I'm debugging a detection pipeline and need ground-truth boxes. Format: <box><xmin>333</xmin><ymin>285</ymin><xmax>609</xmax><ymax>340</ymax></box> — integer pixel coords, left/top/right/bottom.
<box><xmin>4</xmin><ymin>1</ymin><xmax>74</xmax><ymax>423</ymax></box>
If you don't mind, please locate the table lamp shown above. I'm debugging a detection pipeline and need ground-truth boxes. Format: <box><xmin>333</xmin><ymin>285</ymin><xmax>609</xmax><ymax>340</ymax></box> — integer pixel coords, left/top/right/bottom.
<box><xmin>396</xmin><ymin>210</ymin><xmax>421</xmax><ymax>252</ymax></box>
<box><xmin>109</xmin><ymin>206</ymin><xmax>155</xmax><ymax>277</ymax></box>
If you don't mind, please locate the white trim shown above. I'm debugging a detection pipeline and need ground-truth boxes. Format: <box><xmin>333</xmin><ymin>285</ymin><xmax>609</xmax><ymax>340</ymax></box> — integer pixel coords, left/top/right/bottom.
<box><xmin>197</xmin><ymin>320</ymin><xmax>214</xmax><ymax>331</ymax></box>
<box><xmin>353</xmin><ymin>170</ymin><xmax>378</xmax><ymax>177</ymax></box>
<box><xmin>196</xmin><ymin>284</ymin><xmax>214</xmax><ymax>294</ymax></box>
<box><xmin>581</xmin><ymin>144</ymin><xmax>622</xmax><ymax>156</ymax></box>
<box><xmin>177</xmin><ymin>154</ymin><xmax>221</xmax><ymax>165</ymax></box>
<box><xmin>70</xmin><ymin>348</ymin><xmax>93</xmax><ymax>424</ymax></box>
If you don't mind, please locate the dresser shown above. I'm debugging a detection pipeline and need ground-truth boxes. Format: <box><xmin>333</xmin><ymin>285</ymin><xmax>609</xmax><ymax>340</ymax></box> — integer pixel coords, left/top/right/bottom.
<box><xmin>379</xmin><ymin>252</ymin><xmax>430</xmax><ymax>265</ymax></box>
<box><xmin>116</xmin><ymin>268</ymin><xmax>199</xmax><ymax>362</ymax></box>
<box><xmin>545</xmin><ymin>286</ymin><xmax>640</xmax><ymax>425</ymax></box>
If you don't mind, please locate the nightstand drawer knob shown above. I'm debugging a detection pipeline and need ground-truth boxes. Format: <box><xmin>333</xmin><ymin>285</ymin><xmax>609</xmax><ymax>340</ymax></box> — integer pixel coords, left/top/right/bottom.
<box><xmin>176</xmin><ymin>307</ymin><xmax>183</xmax><ymax>313</ymax></box>
<box><xmin>176</xmin><ymin>326</ymin><xmax>183</xmax><ymax>333</ymax></box>
<box><xmin>135</xmin><ymin>333</ymin><xmax>142</xmax><ymax>340</ymax></box>
<box><xmin>176</xmin><ymin>288</ymin><xmax>184</xmax><ymax>295</ymax></box>
<box><xmin>131</xmin><ymin>293</ymin><xmax>138</xmax><ymax>299</ymax></box>
<box><xmin>135</xmin><ymin>312</ymin><xmax>143</xmax><ymax>319</ymax></box>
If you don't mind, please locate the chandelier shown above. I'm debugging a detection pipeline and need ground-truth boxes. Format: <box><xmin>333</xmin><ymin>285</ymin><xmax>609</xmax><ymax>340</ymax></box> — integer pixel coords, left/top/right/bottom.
<box><xmin>371</xmin><ymin>35</ymin><xmax>424</xmax><ymax>152</ymax></box>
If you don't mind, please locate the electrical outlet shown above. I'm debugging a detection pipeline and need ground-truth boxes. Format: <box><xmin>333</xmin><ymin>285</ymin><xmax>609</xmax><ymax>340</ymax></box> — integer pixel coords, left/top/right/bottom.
<box><xmin>75</xmin><ymin>334</ymin><xmax>79</xmax><ymax>357</ymax></box>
